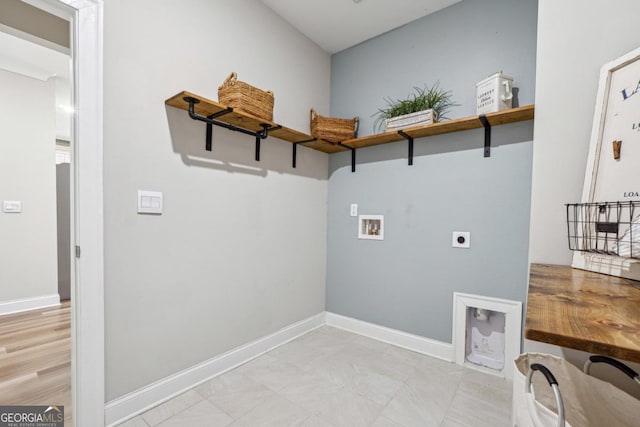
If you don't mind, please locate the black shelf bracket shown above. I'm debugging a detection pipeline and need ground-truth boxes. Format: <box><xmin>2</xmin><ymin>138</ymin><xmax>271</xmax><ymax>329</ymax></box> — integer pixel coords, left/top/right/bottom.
<box><xmin>184</xmin><ymin>96</ymin><xmax>281</xmax><ymax>161</ymax></box>
<box><xmin>204</xmin><ymin>108</ymin><xmax>234</xmax><ymax>151</ymax></box>
<box><xmin>338</xmin><ymin>143</ymin><xmax>356</xmax><ymax>173</ymax></box>
<box><xmin>292</xmin><ymin>138</ymin><xmax>317</xmax><ymax>168</ymax></box>
<box><xmin>479</xmin><ymin>114</ymin><xmax>492</xmax><ymax>157</ymax></box>
<box><xmin>398</xmin><ymin>130</ymin><xmax>414</xmax><ymax>166</ymax></box>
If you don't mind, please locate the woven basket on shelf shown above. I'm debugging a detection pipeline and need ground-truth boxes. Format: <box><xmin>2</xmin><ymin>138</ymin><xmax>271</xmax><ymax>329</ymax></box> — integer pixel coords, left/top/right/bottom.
<box><xmin>310</xmin><ymin>109</ymin><xmax>359</xmax><ymax>143</ymax></box>
<box><xmin>218</xmin><ymin>72</ymin><xmax>274</xmax><ymax>122</ymax></box>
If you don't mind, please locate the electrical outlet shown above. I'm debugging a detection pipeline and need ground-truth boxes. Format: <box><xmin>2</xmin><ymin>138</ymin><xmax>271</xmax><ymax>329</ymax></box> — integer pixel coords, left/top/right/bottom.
<box><xmin>350</xmin><ymin>203</ymin><xmax>358</xmax><ymax>217</ymax></box>
<box><xmin>452</xmin><ymin>231</ymin><xmax>470</xmax><ymax>248</ymax></box>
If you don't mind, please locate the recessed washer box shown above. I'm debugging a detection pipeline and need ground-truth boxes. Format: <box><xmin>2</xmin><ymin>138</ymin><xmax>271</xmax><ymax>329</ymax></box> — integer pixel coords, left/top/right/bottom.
<box><xmin>358</xmin><ymin>215</ymin><xmax>384</xmax><ymax>240</ymax></box>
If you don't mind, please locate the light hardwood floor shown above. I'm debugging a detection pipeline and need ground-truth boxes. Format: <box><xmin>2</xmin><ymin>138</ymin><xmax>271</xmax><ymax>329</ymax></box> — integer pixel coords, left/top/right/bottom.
<box><xmin>0</xmin><ymin>301</ymin><xmax>71</xmax><ymax>426</ymax></box>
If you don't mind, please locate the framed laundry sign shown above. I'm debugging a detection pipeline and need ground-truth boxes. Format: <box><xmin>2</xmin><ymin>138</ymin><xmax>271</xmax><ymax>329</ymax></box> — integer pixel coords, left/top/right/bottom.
<box><xmin>572</xmin><ymin>46</ymin><xmax>640</xmax><ymax>280</ymax></box>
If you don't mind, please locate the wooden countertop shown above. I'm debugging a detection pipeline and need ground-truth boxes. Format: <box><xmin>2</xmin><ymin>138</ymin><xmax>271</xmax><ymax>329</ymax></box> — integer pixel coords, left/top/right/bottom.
<box><xmin>526</xmin><ymin>263</ymin><xmax>640</xmax><ymax>363</ymax></box>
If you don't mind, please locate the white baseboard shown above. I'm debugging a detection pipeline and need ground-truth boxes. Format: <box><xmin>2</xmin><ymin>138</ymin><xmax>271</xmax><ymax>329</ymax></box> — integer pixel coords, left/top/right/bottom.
<box><xmin>325</xmin><ymin>312</ymin><xmax>453</xmax><ymax>362</ymax></box>
<box><xmin>106</xmin><ymin>311</ymin><xmax>454</xmax><ymax>425</ymax></box>
<box><xmin>0</xmin><ymin>294</ymin><xmax>60</xmax><ymax>316</ymax></box>
<box><xmin>105</xmin><ymin>312</ymin><xmax>325</xmax><ymax>426</ymax></box>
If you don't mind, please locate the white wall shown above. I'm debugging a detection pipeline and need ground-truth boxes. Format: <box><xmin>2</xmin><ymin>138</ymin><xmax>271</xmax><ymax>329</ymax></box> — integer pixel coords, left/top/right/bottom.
<box><xmin>0</xmin><ymin>31</ymin><xmax>72</xmax><ymax>141</ymax></box>
<box><xmin>103</xmin><ymin>0</ymin><xmax>331</xmax><ymax>400</ymax></box>
<box><xmin>0</xmin><ymin>69</ymin><xmax>58</xmax><ymax>303</ymax></box>
<box><xmin>529</xmin><ymin>0</ymin><xmax>640</xmax><ymax>264</ymax></box>
<box><xmin>526</xmin><ymin>0</ymin><xmax>640</xmax><ymax>394</ymax></box>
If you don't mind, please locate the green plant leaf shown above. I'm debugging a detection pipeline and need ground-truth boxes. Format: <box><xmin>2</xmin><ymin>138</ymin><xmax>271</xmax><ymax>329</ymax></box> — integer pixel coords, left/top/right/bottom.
<box><xmin>371</xmin><ymin>82</ymin><xmax>459</xmax><ymax>132</ymax></box>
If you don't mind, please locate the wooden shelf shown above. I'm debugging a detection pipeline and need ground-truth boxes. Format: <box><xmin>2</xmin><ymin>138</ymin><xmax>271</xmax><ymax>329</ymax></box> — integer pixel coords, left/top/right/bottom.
<box><xmin>165</xmin><ymin>91</ymin><xmax>534</xmax><ymax>169</ymax></box>
<box><xmin>165</xmin><ymin>91</ymin><xmax>346</xmax><ymax>154</ymax></box>
<box><xmin>341</xmin><ymin>105</ymin><xmax>534</xmax><ymax>149</ymax></box>
<box><xmin>526</xmin><ymin>264</ymin><xmax>640</xmax><ymax>363</ymax></box>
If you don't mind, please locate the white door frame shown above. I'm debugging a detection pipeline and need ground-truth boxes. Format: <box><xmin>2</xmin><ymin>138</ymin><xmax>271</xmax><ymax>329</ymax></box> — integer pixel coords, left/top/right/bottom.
<box><xmin>69</xmin><ymin>1</ymin><xmax>104</xmax><ymax>424</ymax></box>
<box><xmin>22</xmin><ymin>0</ymin><xmax>105</xmax><ymax>425</ymax></box>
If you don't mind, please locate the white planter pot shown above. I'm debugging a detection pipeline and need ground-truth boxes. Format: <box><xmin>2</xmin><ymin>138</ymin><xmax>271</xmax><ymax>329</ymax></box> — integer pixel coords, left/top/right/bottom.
<box><xmin>385</xmin><ymin>109</ymin><xmax>436</xmax><ymax>132</ymax></box>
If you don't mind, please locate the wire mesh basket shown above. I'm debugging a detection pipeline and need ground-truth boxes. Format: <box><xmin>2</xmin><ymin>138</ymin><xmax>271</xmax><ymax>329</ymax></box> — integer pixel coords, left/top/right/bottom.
<box><xmin>566</xmin><ymin>201</ymin><xmax>640</xmax><ymax>259</ymax></box>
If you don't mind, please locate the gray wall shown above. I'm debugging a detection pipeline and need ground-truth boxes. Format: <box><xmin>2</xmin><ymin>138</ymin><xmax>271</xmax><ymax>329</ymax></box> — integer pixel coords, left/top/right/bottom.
<box><xmin>331</xmin><ymin>0</ymin><xmax>538</xmax><ymax>136</ymax></box>
<box><xmin>104</xmin><ymin>0</ymin><xmax>330</xmax><ymax>400</ymax></box>
<box><xmin>327</xmin><ymin>0</ymin><xmax>537</xmax><ymax>343</ymax></box>
<box><xmin>0</xmin><ymin>70</ymin><xmax>58</xmax><ymax>304</ymax></box>
<box><xmin>56</xmin><ymin>163</ymin><xmax>70</xmax><ymax>301</ymax></box>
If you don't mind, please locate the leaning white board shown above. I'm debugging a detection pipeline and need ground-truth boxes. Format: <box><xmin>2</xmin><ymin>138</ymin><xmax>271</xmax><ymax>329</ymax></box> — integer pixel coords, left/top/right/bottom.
<box><xmin>573</xmin><ymin>46</ymin><xmax>640</xmax><ymax>280</ymax></box>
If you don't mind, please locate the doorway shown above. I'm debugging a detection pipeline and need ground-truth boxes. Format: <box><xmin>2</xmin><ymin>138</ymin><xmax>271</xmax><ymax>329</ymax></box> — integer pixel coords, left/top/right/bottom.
<box><xmin>0</xmin><ymin>0</ymin><xmax>73</xmax><ymax>423</ymax></box>
<box><xmin>0</xmin><ymin>0</ymin><xmax>104</xmax><ymax>425</ymax></box>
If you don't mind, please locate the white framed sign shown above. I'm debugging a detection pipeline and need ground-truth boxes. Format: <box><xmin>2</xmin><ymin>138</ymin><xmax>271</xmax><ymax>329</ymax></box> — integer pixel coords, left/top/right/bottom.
<box><xmin>573</xmin><ymin>46</ymin><xmax>640</xmax><ymax>280</ymax></box>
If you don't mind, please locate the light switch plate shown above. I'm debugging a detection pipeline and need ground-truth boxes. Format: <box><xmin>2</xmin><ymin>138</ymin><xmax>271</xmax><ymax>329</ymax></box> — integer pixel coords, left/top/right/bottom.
<box><xmin>3</xmin><ymin>200</ymin><xmax>22</xmax><ymax>213</ymax></box>
<box><xmin>452</xmin><ymin>231</ymin><xmax>470</xmax><ymax>248</ymax></box>
<box><xmin>350</xmin><ymin>203</ymin><xmax>358</xmax><ymax>217</ymax></box>
<box><xmin>137</xmin><ymin>190</ymin><xmax>163</xmax><ymax>214</ymax></box>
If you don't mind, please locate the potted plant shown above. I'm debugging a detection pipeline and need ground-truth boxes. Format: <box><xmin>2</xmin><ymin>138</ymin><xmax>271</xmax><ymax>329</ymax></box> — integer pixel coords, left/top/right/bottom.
<box><xmin>373</xmin><ymin>82</ymin><xmax>458</xmax><ymax>132</ymax></box>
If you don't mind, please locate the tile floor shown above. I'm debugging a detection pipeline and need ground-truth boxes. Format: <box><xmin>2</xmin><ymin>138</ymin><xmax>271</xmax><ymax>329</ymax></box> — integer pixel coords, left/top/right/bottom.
<box><xmin>118</xmin><ymin>326</ymin><xmax>512</xmax><ymax>427</ymax></box>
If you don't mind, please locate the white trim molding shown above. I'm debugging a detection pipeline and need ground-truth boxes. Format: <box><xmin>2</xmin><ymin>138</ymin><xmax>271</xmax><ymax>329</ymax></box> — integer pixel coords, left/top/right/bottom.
<box><xmin>53</xmin><ymin>0</ymin><xmax>105</xmax><ymax>425</ymax></box>
<box><xmin>0</xmin><ymin>294</ymin><xmax>60</xmax><ymax>316</ymax></box>
<box><xmin>452</xmin><ymin>292</ymin><xmax>522</xmax><ymax>379</ymax></box>
<box><xmin>325</xmin><ymin>312</ymin><xmax>453</xmax><ymax>362</ymax></box>
<box><xmin>106</xmin><ymin>312</ymin><xmax>487</xmax><ymax>425</ymax></box>
<box><xmin>105</xmin><ymin>312</ymin><xmax>325</xmax><ymax>426</ymax></box>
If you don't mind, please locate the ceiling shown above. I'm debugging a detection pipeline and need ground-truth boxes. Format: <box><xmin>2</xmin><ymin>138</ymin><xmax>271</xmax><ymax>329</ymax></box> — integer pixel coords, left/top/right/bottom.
<box><xmin>260</xmin><ymin>0</ymin><xmax>461</xmax><ymax>54</ymax></box>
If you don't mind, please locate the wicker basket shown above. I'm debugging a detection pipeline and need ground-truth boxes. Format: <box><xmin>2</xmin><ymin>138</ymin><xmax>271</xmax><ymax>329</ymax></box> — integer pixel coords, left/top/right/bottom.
<box><xmin>218</xmin><ymin>72</ymin><xmax>274</xmax><ymax>122</ymax></box>
<box><xmin>310</xmin><ymin>109</ymin><xmax>359</xmax><ymax>143</ymax></box>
